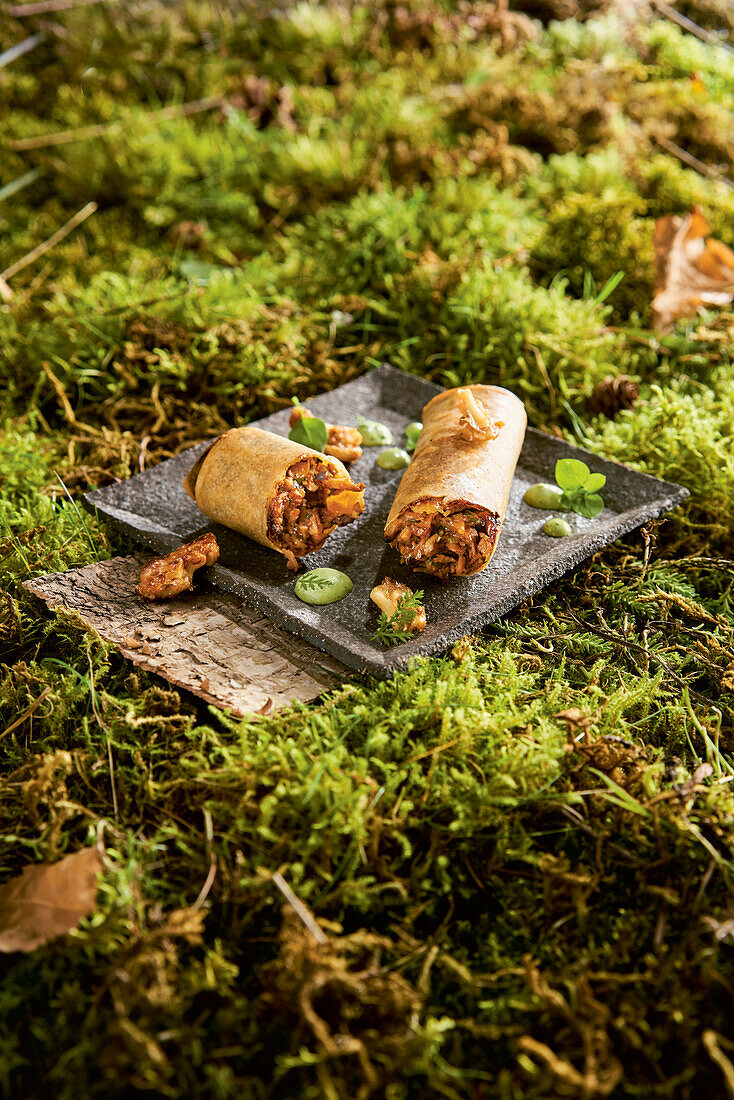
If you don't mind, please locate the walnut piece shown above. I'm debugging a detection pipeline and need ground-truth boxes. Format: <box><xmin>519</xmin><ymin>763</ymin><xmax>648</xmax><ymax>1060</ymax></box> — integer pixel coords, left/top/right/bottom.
<box><xmin>456</xmin><ymin>387</ymin><xmax>503</xmax><ymax>443</ymax></box>
<box><xmin>136</xmin><ymin>534</ymin><xmax>220</xmax><ymax>600</ymax></box>
<box><xmin>370</xmin><ymin>577</ymin><xmax>426</xmax><ymax>633</ymax></box>
<box><xmin>325</xmin><ymin>425</ymin><xmax>362</xmax><ymax>464</ymax></box>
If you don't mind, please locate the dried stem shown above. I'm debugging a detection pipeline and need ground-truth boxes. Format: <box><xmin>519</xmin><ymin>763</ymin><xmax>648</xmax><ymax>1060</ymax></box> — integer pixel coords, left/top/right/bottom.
<box><xmin>1</xmin><ymin>201</ymin><xmax>97</xmax><ymax>283</ymax></box>
<box><xmin>9</xmin><ymin>0</ymin><xmax>118</xmax><ymax>16</ymax></box>
<box><xmin>10</xmin><ymin>95</ymin><xmax>225</xmax><ymax>151</ymax></box>
<box><xmin>272</xmin><ymin>872</ymin><xmax>327</xmax><ymax>944</ymax></box>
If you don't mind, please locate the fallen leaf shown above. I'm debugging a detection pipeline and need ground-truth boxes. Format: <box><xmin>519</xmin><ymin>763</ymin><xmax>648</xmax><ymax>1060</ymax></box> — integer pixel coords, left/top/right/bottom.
<box><xmin>0</xmin><ymin>846</ymin><xmax>102</xmax><ymax>953</ymax></box>
<box><xmin>675</xmin><ymin>760</ymin><xmax>714</xmax><ymax>799</ymax></box>
<box><xmin>703</xmin><ymin>913</ymin><xmax>734</xmax><ymax>944</ymax></box>
<box><xmin>555</xmin><ymin>708</ymin><xmax>593</xmax><ymax>732</ymax></box>
<box><xmin>652</xmin><ymin>207</ymin><xmax>734</xmax><ymax>332</ymax></box>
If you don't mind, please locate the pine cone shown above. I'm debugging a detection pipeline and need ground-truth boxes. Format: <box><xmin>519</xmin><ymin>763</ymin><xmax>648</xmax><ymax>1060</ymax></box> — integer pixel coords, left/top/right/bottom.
<box><xmin>586</xmin><ymin>375</ymin><xmax>640</xmax><ymax>418</ymax></box>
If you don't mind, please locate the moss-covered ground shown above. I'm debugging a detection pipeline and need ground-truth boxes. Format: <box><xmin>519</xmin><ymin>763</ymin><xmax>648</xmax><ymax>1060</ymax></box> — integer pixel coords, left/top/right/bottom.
<box><xmin>2</xmin><ymin>2</ymin><xmax>734</xmax><ymax>1096</ymax></box>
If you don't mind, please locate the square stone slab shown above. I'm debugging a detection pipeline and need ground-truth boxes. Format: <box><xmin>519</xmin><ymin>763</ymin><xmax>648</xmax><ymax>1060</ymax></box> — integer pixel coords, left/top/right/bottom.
<box><xmin>84</xmin><ymin>366</ymin><xmax>689</xmax><ymax>678</ymax></box>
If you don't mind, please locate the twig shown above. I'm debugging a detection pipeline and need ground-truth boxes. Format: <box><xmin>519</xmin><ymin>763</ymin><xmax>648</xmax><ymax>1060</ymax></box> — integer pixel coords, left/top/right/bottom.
<box><xmin>653</xmin><ymin>135</ymin><xmax>734</xmax><ymax>190</ymax></box>
<box><xmin>9</xmin><ymin>0</ymin><xmax>118</xmax><ymax>15</ymax></box>
<box><xmin>0</xmin><ymin>686</ymin><xmax>52</xmax><ymax>740</ymax></box>
<box><xmin>272</xmin><ymin>871</ymin><xmax>327</xmax><ymax>944</ymax></box>
<box><xmin>86</xmin><ymin>647</ymin><xmax>118</xmax><ymax>822</ymax></box>
<box><xmin>652</xmin><ymin>0</ymin><xmax>734</xmax><ymax>56</ymax></box>
<box><xmin>0</xmin><ymin>168</ymin><xmax>44</xmax><ymax>204</ymax></box>
<box><xmin>9</xmin><ymin>95</ymin><xmax>225</xmax><ymax>151</ymax></box>
<box><xmin>564</xmin><ymin>607</ymin><xmax>710</xmax><ymax>704</ymax></box>
<box><xmin>54</xmin><ymin>471</ymin><xmax>97</xmax><ymax>551</ymax></box>
<box><xmin>0</xmin><ymin>32</ymin><xmax>44</xmax><ymax>70</ymax></box>
<box><xmin>193</xmin><ymin>809</ymin><xmax>217</xmax><ymax>909</ymax></box>
<box><xmin>0</xmin><ymin>201</ymin><xmax>97</xmax><ymax>283</ymax></box>
<box><xmin>40</xmin><ymin>361</ymin><xmax>76</xmax><ymax>423</ymax></box>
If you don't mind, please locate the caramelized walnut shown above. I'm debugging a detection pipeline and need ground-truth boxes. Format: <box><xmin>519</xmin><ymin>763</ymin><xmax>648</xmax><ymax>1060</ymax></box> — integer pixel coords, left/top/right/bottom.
<box><xmin>136</xmin><ymin>534</ymin><xmax>220</xmax><ymax>600</ymax></box>
<box><xmin>324</xmin><ymin>425</ymin><xmax>362</xmax><ymax>464</ymax></box>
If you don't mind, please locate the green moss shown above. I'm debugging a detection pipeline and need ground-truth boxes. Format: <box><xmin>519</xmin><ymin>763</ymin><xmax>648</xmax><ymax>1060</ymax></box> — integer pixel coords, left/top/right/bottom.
<box><xmin>586</xmin><ymin>375</ymin><xmax>734</xmax><ymax>553</ymax></box>
<box><xmin>1</xmin><ymin>3</ymin><xmax>734</xmax><ymax>1097</ymax></box>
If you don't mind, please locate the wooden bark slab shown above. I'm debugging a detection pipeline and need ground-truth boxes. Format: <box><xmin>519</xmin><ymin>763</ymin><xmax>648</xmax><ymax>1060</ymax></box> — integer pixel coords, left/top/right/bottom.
<box><xmin>24</xmin><ymin>557</ymin><xmax>348</xmax><ymax>715</ymax></box>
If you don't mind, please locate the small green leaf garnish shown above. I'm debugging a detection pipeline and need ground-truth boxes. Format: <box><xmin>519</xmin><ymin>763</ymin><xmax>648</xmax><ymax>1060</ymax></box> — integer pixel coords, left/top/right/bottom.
<box><xmin>371</xmin><ymin>589</ymin><xmax>425</xmax><ymax>647</ymax></box>
<box><xmin>563</xmin><ymin>491</ymin><xmax>604</xmax><ymax>519</ymax></box>
<box><xmin>295</xmin><ymin>568</ymin><xmax>353</xmax><ymax>605</ymax></box>
<box><xmin>298</xmin><ymin>574</ymin><xmax>333</xmax><ymax>590</ymax></box>
<box><xmin>584</xmin><ymin>471</ymin><xmax>607</xmax><ymax>493</ymax></box>
<box><xmin>555</xmin><ymin>459</ymin><xmax>606</xmax><ymax>519</ymax></box>
<box><xmin>555</xmin><ymin>458</ymin><xmax>591</xmax><ymax>492</ymax></box>
<box><xmin>288</xmin><ymin>399</ymin><xmax>328</xmax><ymax>452</ymax></box>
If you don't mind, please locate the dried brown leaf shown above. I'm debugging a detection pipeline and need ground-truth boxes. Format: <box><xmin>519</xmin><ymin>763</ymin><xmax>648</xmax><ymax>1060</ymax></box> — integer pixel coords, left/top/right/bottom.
<box><xmin>0</xmin><ymin>847</ymin><xmax>102</xmax><ymax>953</ymax></box>
<box><xmin>653</xmin><ymin>208</ymin><xmax>734</xmax><ymax>331</ymax></box>
<box><xmin>555</xmin><ymin>707</ymin><xmax>592</xmax><ymax>731</ymax></box>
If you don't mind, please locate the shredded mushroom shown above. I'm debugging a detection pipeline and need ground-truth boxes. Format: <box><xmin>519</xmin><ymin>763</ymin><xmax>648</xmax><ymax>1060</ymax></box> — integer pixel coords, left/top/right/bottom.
<box><xmin>456</xmin><ymin>387</ymin><xmax>504</xmax><ymax>443</ymax></box>
<box><xmin>369</xmin><ymin>577</ymin><xmax>426</xmax><ymax>633</ymax></box>
<box><xmin>137</xmin><ymin>534</ymin><xmax>220</xmax><ymax>600</ymax></box>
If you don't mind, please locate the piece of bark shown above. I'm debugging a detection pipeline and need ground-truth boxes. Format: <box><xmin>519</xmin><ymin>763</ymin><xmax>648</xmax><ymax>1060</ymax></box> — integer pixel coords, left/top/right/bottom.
<box><xmin>25</xmin><ymin>557</ymin><xmax>346</xmax><ymax>715</ymax></box>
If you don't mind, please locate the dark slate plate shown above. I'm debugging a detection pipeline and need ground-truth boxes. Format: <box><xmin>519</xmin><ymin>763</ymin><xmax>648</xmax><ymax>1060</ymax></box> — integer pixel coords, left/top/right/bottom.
<box><xmin>84</xmin><ymin>365</ymin><xmax>688</xmax><ymax>678</ymax></box>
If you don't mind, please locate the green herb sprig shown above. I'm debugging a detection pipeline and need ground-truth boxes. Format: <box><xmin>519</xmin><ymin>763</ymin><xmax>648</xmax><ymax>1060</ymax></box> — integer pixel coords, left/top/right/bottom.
<box><xmin>371</xmin><ymin>589</ymin><xmax>425</xmax><ymax>647</ymax></box>
<box><xmin>288</xmin><ymin>397</ymin><xmax>328</xmax><ymax>452</ymax></box>
<box><xmin>297</xmin><ymin>574</ymin><xmax>334</xmax><ymax>591</ymax></box>
<box><xmin>555</xmin><ymin>458</ymin><xmax>606</xmax><ymax>519</ymax></box>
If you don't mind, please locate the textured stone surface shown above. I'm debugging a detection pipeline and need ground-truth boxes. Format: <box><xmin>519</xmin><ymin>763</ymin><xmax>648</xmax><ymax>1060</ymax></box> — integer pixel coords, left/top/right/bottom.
<box><xmin>25</xmin><ymin>556</ymin><xmax>346</xmax><ymax>714</ymax></box>
<box><xmin>84</xmin><ymin>365</ymin><xmax>690</xmax><ymax>678</ymax></box>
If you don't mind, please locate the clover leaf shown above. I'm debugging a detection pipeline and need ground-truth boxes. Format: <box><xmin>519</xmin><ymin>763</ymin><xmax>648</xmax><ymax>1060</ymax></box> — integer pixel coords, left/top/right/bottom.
<box><xmin>288</xmin><ymin>398</ymin><xmax>328</xmax><ymax>452</ymax></box>
<box><xmin>555</xmin><ymin>458</ymin><xmax>606</xmax><ymax>519</ymax></box>
<box><xmin>555</xmin><ymin>458</ymin><xmax>591</xmax><ymax>492</ymax></box>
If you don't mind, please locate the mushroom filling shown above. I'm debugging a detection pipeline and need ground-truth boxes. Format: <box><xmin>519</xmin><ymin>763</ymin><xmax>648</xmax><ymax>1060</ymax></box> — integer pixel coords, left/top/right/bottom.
<box><xmin>268</xmin><ymin>456</ymin><xmax>364</xmax><ymax>570</ymax></box>
<box><xmin>456</xmin><ymin>387</ymin><xmax>504</xmax><ymax>444</ymax></box>
<box><xmin>388</xmin><ymin>498</ymin><xmax>500</xmax><ymax>580</ymax></box>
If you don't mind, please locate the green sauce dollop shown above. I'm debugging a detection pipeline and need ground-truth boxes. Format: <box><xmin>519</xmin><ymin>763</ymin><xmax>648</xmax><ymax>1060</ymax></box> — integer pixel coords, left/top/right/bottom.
<box><xmin>523</xmin><ymin>483</ymin><xmax>565</xmax><ymax>510</ymax></box>
<box><xmin>377</xmin><ymin>447</ymin><xmax>411</xmax><ymax>470</ymax></box>
<box><xmin>294</xmin><ymin>568</ymin><xmax>354</xmax><ymax>605</ymax></box>
<box><xmin>358</xmin><ymin>416</ymin><xmax>393</xmax><ymax>446</ymax></box>
<box><xmin>405</xmin><ymin>421</ymin><xmax>422</xmax><ymax>452</ymax></box>
<box><xmin>543</xmin><ymin>517</ymin><xmax>572</xmax><ymax>538</ymax></box>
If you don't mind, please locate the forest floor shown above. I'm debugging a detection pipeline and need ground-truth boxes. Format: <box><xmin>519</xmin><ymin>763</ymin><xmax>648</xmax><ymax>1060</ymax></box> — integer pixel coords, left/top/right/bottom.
<box><xmin>2</xmin><ymin>1</ymin><xmax>734</xmax><ymax>1097</ymax></box>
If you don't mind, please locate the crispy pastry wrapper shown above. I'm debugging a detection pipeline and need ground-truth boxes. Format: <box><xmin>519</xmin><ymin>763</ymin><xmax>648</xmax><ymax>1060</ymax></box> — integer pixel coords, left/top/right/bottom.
<box><xmin>184</xmin><ymin>426</ymin><xmax>363</xmax><ymax>562</ymax></box>
<box><xmin>384</xmin><ymin>385</ymin><xmax>527</xmax><ymax>577</ymax></box>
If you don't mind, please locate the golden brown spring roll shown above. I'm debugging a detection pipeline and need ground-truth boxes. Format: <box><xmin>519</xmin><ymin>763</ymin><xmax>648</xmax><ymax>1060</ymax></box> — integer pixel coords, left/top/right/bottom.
<box><xmin>384</xmin><ymin>385</ymin><xmax>526</xmax><ymax>580</ymax></box>
<box><xmin>184</xmin><ymin>427</ymin><xmax>365</xmax><ymax>570</ymax></box>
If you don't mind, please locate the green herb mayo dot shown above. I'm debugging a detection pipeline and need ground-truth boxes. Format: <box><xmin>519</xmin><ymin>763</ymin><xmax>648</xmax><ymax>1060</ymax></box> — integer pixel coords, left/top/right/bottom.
<box><xmin>405</xmin><ymin>421</ymin><xmax>422</xmax><ymax>452</ymax></box>
<box><xmin>543</xmin><ymin>517</ymin><xmax>572</xmax><ymax>538</ymax></box>
<box><xmin>294</xmin><ymin>568</ymin><xmax>354</xmax><ymax>605</ymax></box>
<box><xmin>523</xmin><ymin>483</ymin><xmax>565</xmax><ymax>509</ymax></box>
<box><xmin>358</xmin><ymin>417</ymin><xmax>393</xmax><ymax>446</ymax></box>
<box><xmin>377</xmin><ymin>447</ymin><xmax>411</xmax><ymax>470</ymax></box>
